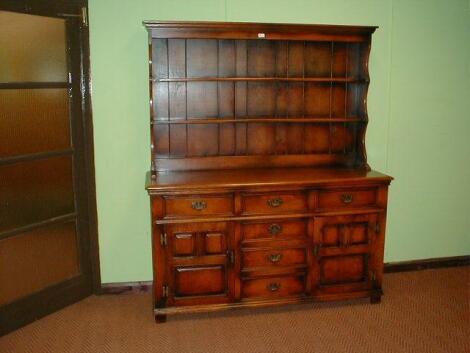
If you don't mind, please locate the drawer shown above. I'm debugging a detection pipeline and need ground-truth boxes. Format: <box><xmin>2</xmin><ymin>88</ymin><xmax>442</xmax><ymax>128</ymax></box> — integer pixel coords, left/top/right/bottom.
<box><xmin>241</xmin><ymin>192</ymin><xmax>307</xmax><ymax>215</ymax></box>
<box><xmin>317</xmin><ymin>188</ymin><xmax>377</xmax><ymax>210</ymax></box>
<box><xmin>164</xmin><ymin>195</ymin><xmax>233</xmax><ymax>217</ymax></box>
<box><xmin>242</xmin><ymin>220</ymin><xmax>307</xmax><ymax>241</ymax></box>
<box><xmin>242</xmin><ymin>248</ymin><xmax>306</xmax><ymax>269</ymax></box>
<box><xmin>241</xmin><ymin>275</ymin><xmax>305</xmax><ymax>298</ymax></box>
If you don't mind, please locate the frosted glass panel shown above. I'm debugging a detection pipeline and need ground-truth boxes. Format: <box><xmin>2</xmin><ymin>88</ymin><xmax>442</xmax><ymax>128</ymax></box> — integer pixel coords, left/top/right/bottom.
<box><xmin>0</xmin><ymin>89</ymin><xmax>71</xmax><ymax>158</ymax></box>
<box><xmin>0</xmin><ymin>11</ymin><xmax>67</xmax><ymax>82</ymax></box>
<box><xmin>0</xmin><ymin>156</ymin><xmax>75</xmax><ymax>233</ymax></box>
<box><xmin>0</xmin><ymin>221</ymin><xmax>80</xmax><ymax>306</ymax></box>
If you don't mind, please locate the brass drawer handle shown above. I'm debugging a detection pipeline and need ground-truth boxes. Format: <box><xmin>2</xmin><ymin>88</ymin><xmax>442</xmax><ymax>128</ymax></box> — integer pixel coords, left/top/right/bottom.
<box><xmin>191</xmin><ymin>200</ymin><xmax>207</xmax><ymax>210</ymax></box>
<box><xmin>268</xmin><ymin>223</ymin><xmax>282</xmax><ymax>236</ymax></box>
<box><xmin>268</xmin><ymin>253</ymin><xmax>282</xmax><ymax>263</ymax></box>
<box><xmin>341</xmin><ymin>194</ymin><xmax>353</xmax><ymax>204</ymax></box>
<box><xmin>267</xmin><ymin>197</ymin><xmax>283</xmax><ymax>208</ymax></box>
<box><xmin>267</xmin><ymin>282</ymin><xmax>281</xmax><ymax>292</ymax></box>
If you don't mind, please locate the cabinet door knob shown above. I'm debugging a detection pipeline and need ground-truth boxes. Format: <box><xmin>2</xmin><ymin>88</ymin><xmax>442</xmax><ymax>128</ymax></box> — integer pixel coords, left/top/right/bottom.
<box><xmin>341</xmin><ymin>194</ymin><xmax>353</xmax><ymax>204</ymax></box>
<box><xmin>268</xmin><ymin>253</ymin><xmax>282</xmax><ymax>263</ymax></box>
<box><xmin>191</xmin><ymin>200</ymin><xmax>207</xmax><ymax>210</ymax></box>
<box><xmin>267</xmin><ymin>282</ymin><xmax>281</xmax><ymax>292</ymax></box>
<box><xmin>267</xmin><ymin>197</ymin><xmax>283</xmax><ymax>207</ymax></box>
<box><xmin>268</xmin><ymin>223</ymin><xmax>282</xmax><ymax>236</ymax></box>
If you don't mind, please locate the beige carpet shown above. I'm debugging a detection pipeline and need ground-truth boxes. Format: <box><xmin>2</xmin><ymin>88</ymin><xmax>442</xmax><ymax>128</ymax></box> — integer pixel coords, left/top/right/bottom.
<box><xmin>1</xmin><ymin>267</ymin><xmax>469</xmax><ymax>353</ymax></box>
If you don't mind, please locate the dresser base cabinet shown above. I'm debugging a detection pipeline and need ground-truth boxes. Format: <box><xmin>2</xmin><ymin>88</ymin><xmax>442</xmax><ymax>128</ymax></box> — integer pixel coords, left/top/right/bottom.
<box><xmin>143</xmin><ymin>21</ymin><xmax>393</xmax><ymax>322</ymax></box>
<box><xmin>147</xmin><ymin>168</ymin><xmax>392</xmax><ymax>322</ymax></box>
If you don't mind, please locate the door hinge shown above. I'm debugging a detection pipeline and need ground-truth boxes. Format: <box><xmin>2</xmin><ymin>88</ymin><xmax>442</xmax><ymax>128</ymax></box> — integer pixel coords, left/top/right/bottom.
<box><xmin>375</xmin><ymin>222</ymin><xmax>380</xmax><ymax>234</ymax></box>
<box><xmin>369</xmin><ymin>271</ymin><xmax>376</xmax><ymax>283</ymax></box>
<box><xmin>81</xmin><ymin>7</ymin><xmax>88</xmax><ymax>27</ymax></box>
<box><xmin>58</xmin><ymin>7</ymin><xmax>88</xmax><ymax>27</ymax></box>
<box><xmin>313</xmin><ymin>244</ymin><xmax>321</xmax><ymax>257</ymax></box>
<box><xmin>162</xmin><ymin>285</ymin><xmax>169</xmax><ymax>298</ymax></box>
<box><xmin>227</xmin><ymin>250</ymin><xmax>235</xmax><ymax>265</ymax></box>
<box><xmin>160</xmin><ymin>232</ymin><xmax>167</xmax><ymax>246</ymax></box>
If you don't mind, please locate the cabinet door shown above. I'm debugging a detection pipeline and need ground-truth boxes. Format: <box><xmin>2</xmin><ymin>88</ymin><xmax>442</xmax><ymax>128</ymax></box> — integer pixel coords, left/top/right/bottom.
<box><xmin>164</xmin><ymin>222</ymin><xmax>234</xmax><ymax>306</ymax></box>
<box><xmin>312</xmin><ymin>214</ymin><xmax>379</xmax><ymax>296</ymax></box>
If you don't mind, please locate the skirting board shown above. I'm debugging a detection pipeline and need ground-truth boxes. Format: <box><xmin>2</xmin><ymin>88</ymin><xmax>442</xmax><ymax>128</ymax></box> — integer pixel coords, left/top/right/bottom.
<box><xmin>383</xmin><ymin>255</ymin><xmax>469</xmax><ymax>273</ymax></box>
<box><xmin>100</xmin><ymin>255</ymin><xmax>470</xmax><ymax>294</ymax></box>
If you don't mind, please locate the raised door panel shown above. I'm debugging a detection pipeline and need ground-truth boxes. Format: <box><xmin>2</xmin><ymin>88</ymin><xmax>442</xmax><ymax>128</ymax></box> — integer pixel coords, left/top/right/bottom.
<box><xmin>171</xmin><ymin>230</ymin><xmax>227</xmax><ymax>258</ymax></box>
<box><xmin>174</xmin><ymin>266</ymin><xmax>226</xmax><ymax>297</ymax></box>
<box><xmin>319</xmin><ymin>254</ymin><xmax>368</xmax><ymax>285</ymax></box>
<box><xmin>164</xmin><ymin>222</ymin><xmax>233</xmax><ymax>306</ymax></box>
<box><xmin>172</xmin><ymin>232</ymin><xmax>195</xmax><ymax>256</ymax></box>
<box><xmin>312</xmin><ymin>214</ymin><xmax>378</xmax><ymax>296</ymax></box>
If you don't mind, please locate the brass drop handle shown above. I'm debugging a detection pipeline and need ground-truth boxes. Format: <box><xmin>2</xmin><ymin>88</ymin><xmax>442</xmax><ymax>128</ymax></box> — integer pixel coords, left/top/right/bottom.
<box><xmin>267</xmin><ymin>197</ymin><xmax>283</xmax><ymax>208</ymax></box>
<box><xmin>267</xmin><ymin>282</ymin><xmax>281</xmax><ymax>292</ymax></box>
<box><xmin>268</xmin><ymin>253</ymin><xmax>282</xmax><ymax>263</ymax></box>
<box><xmin>341</xmin><ymin>194</ymin><xmax>353</xmax><ymax>204</ymax></box>
<box><xmin>268</xmin><ymin>223</ymin><xmax>282</xmax><ymax>236</ymax></box>
<box><xmin>191</xmin><ymin>200</ymin><xmax>207</xmax><ymax>210</ymax></box>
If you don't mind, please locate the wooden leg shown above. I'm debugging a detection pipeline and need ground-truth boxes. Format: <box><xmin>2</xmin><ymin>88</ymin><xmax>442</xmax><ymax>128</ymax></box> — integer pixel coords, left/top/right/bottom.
<box><xmin>155</xmin><ymin>314</ymin><xmax>167</xmax><ymax>323</ymax></box>
<box><xmin>370</xmin><ymin>294</ymin><xmax>381</xmax><ymax>304</ymax></box>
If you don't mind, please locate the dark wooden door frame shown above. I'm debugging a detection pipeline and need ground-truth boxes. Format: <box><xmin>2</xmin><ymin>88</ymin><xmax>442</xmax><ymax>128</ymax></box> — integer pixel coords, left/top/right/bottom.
<box><xmin>0</xmin><ymin>0</ymin><xmax>100</xmax><ymax>335</ymax></box>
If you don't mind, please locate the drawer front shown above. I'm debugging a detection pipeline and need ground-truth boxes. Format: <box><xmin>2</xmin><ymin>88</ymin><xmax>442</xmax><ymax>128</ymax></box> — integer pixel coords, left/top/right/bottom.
<box><xmin>241</xmin><ymin>192</ymin><xmax>307</xmax><ymax>215</ymax></box>
<box><xmin>164</xmin><ymin>195</ymin><xmax>233</xmax><ymax>217</ymax></box>
<box><xmin>241</xmin><ymin>220</ymin><xmax>307</xmax><ymax>241</ymax></box>
<box><xmin>242</xmin><ymin>248</ymin><xmax>306</xmax><ymax>269</ymax></box>
<box><xmin>241</xmin><ymin>275</ymin><xmax>305</xmax><ymax>298</ymax></box>
<box><xmin>318</xmin><ymin>188</ymin><xmax>376</xmax><ymax>210</ymax></box>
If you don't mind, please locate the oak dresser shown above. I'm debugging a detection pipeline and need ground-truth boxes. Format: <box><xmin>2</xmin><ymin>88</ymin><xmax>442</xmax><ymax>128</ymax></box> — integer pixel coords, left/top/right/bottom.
<box><xmin>144</xmin><ymin>21</ymin><xmax>393</xmax><ymax>322</ymax></box>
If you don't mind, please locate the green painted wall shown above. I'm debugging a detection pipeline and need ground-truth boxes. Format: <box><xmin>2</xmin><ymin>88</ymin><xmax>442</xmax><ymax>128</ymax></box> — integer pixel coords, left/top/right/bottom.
<box><xmin>88</xmin><ymin>0</ymin><xmax>470</xmax><ymax>283</ymax></box>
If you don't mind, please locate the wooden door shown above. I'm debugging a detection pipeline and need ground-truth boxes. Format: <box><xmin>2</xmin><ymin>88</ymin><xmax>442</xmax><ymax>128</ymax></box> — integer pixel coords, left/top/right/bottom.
<box><xmin>0</xmin><ymin>3</ymin><xmax>98</xmax><ymax>335</ymax></box>
<box><xmin>312</xmin><ymin>214</ymin><xmax>379</xmax><ymax>297</ymax></box>
<box><xmin>163</xmin><ymin>222</ymin><xmax>234</xmax><ymax>306</ymax></box>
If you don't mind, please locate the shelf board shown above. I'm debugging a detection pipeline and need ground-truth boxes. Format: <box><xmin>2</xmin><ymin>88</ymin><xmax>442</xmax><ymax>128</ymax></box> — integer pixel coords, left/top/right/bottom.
<box><xmin>153</xmin><ymin>77</ymin><xmax>369</xmax><ymax>83</ymax></box>
<box><xmin>151</xmin><ymin>117</ymin><xmax>364</xmax><ymax>125</ymax></box>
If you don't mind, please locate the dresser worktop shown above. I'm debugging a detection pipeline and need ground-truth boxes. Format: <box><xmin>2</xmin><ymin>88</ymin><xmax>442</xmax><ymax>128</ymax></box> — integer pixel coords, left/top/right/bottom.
<box><xmin>146</xmin><ymin>168</ymin><xmax>392</xmax><ymax>193</ymax></box>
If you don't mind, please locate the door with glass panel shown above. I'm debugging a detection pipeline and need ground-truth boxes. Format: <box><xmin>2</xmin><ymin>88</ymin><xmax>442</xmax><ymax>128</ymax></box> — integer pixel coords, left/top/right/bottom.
<box><xmin>0</xmin><ymin>5</ymin><xmax>97</xmax><ymax>335</ymax></box>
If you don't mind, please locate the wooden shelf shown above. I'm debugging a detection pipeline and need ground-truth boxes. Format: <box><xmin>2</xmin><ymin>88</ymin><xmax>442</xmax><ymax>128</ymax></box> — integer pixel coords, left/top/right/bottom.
<box><xmin>153</xmin><ymin>77</ymin><xmax>369</xmax><ymax>83</ymax></box>
<box><xmin>151</xmin><ymin>117</ymin><xmax>364</xmax><ymax>124</ymax></box>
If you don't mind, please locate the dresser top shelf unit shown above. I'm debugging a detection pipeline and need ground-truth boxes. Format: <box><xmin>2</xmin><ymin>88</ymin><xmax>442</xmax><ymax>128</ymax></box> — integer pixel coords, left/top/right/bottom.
<box><xmin>145</xmin><ymin>21</ymin><xmax>376</xmax><ymax>173</ymax></box>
